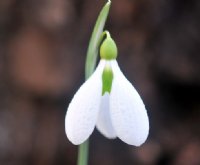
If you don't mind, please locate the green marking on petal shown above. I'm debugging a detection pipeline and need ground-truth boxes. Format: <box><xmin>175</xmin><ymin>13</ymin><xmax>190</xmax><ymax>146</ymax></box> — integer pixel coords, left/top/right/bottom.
<box><xmin>100</xmin><ymin>32</ymin><xmax>118</xmax><ymax>60</ymax></box>
<box><xmin>102</xmin><ymin>63</ymin><xmax>113</xmax><ymax>95</ymax></box>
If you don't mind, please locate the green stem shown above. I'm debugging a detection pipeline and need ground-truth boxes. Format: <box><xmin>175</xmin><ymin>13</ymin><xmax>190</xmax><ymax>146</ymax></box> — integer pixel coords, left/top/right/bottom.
<box><xmin>98</xmin><ymin>30</ymin><xmax>110</xmax><ymax>47</ymax></box>
<box><xmin>77</xmin><ymin>1</ymin><xmax>111</xmax><ymax>165</ymax></box>
<box><xmin>77</xmin><ymin>140</ymin><xmax>89</xmax><ymax>165</ymax></box>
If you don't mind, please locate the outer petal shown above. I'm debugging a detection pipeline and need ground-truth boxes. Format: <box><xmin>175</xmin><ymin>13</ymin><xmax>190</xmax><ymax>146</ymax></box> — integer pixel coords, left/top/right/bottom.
<box><xmin>110</xmin><ymin>60</ymin><xmax>149</xmax><ymax>146</ymax></box>
<box><xmin>65</xmin><ymin>60</ymin><xmax>105</xmax><ymax>145</ymax></box>
<box><xmin>96</xmin><ymin>92</ymin><xmax>117</xmax><ymax>139</ymax></box>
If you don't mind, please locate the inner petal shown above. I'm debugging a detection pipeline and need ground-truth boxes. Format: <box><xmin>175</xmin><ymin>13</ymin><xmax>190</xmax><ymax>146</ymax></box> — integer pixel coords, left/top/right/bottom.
<box><xmin>96</xmin><ymin>92</ymin><xmax>117</xmax><ymax>139</ymax></box>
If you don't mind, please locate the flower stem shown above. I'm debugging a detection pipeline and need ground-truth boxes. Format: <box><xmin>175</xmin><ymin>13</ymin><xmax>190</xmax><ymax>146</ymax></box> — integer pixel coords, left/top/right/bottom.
<box><xmin>77</xmin><ymin>140</ymin><xmax>89</xmax><ymax>165</ymax></box>
<box><xmin>77</xmin><ymin>1</ymin><xmax>111</xmax><ymax>165</ymax></box>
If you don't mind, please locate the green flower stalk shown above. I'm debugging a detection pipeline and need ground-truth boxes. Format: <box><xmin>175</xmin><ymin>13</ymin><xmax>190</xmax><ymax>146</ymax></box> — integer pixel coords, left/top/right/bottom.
<box><xmin>76</xmin><ymin>1</ymin><xmax>111</xmax><ymax>165</ymax></box>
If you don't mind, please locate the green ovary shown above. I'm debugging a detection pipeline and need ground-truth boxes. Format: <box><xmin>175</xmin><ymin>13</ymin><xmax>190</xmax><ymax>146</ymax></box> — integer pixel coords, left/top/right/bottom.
<box><xmin>100</xmin><ymin>34</ymin><xmax>118</xmax><ymax>60</ymax></box>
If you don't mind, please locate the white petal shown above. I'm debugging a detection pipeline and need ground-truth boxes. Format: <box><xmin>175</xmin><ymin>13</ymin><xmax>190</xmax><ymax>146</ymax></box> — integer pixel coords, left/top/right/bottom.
<box><xmin>96</xmin><ymin>92</ymin><xmax>117</xmax><ymax>139</ymax></box>
<box><xmin>65</xmin><ymin>60</ymin><xmax>105</xmax><ymax>145</ymax></box>
<box><xmin>110</xmin><ymin>60</ymin><xmax>149</xmax><ymax>146</ymax></box>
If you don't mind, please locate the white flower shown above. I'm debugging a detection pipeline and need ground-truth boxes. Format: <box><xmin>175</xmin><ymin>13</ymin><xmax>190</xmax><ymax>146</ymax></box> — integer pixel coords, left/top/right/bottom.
<box><xmin>65</xmin><ymin>59</ymin><xmax>149</xmax><ymax>146</ymax></box>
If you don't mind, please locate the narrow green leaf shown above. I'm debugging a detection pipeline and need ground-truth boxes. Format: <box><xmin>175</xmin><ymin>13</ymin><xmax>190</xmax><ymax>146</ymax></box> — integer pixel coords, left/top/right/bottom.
<box><xmin>85</xmin><ymin>0</ymin><xmax>111</xmax><ymax>79</ymax></box>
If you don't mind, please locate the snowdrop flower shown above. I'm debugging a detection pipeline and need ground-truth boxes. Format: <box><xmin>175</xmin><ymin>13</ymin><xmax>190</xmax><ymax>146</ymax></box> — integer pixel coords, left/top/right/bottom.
<box><xmin>65</xmin><ymin>33</ymin><xmax>149</xmax><ymax>146</ymax></box>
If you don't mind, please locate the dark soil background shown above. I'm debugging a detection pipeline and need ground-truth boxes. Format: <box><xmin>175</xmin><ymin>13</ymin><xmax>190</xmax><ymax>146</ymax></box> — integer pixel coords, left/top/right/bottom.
<box><xmin>0</xmin><ymin>0</ymin><xmax>200</xmax><ymax>165</ymax></box>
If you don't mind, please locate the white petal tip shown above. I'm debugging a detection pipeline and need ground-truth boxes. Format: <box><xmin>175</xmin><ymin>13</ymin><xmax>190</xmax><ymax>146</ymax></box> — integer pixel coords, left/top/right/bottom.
<box><xmin>96</xmin><ymin>127</ymin><xmax>117</xmax><ymax>139</ymax></box>
<box><xmin>120</xmin><ymin>118</ymin><xmax>149</xmax><ymax>146</ymax></box>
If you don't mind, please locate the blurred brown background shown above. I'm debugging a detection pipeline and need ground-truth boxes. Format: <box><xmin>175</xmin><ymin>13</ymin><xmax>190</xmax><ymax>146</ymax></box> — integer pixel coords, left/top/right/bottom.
<box><xmin>0</xmin><ymin>0</ymin><xmax>200</xmax><ymax>165</ymax></box>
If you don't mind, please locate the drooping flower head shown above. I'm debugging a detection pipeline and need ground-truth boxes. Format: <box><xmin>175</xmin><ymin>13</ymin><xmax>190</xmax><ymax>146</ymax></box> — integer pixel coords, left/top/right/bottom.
<box><xmin>65</xmin><ymin>32</ymin><xmax>149</xmax><ymax>146</ymax></box>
